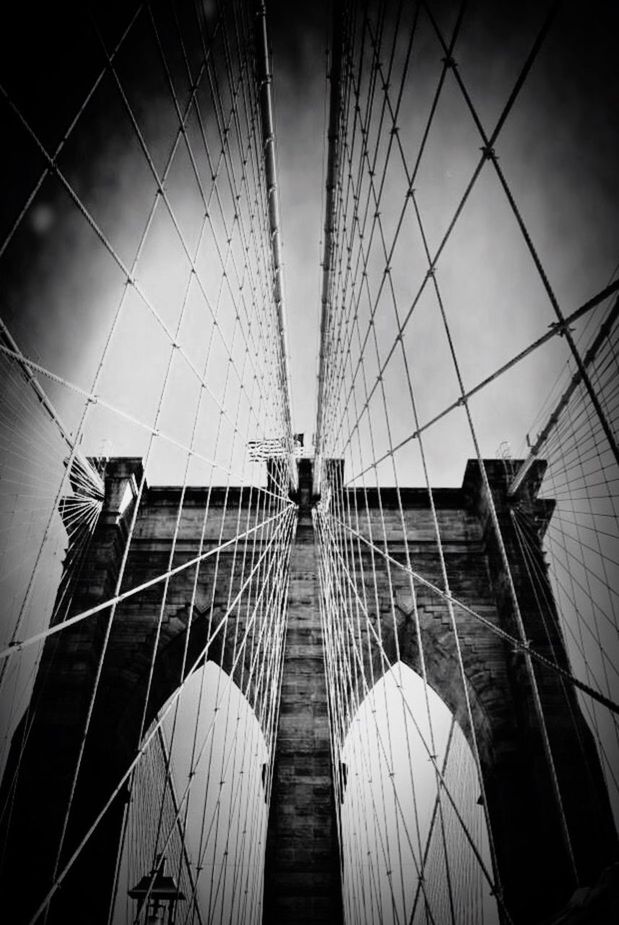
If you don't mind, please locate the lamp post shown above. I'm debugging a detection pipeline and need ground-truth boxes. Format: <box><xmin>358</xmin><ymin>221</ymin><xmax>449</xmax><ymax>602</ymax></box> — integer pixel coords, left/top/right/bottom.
<box><xmin>128</xmin><ymin>856</ymin><xmax>185</xmax><ymax>924</ymax></box>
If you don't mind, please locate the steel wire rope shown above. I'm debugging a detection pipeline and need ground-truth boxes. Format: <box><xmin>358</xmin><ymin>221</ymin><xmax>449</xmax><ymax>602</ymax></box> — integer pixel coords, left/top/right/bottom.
<box><xmin>26</xmin><ymin>503</ymin><xmax>294</xmax><ymax>924</ymax></box>
<box><xmin>316</xmin><ymin>517</ymin><xmax>416</xmax><ymax>925</ymax></box>
<box><xmin>0</xmin><ymin>343</ymin><xmax>292</xmax><ymax>502</ymax></box>
<box><xmin>332</xmin><ymin>28</ymin><xmax>501</xmax><ymax>921</ymax></box>
<box><xmin>152</xmin><ymin>435</ymin><xmax>290</xmax><ymax>922</ymax></box>
<box><xmin>317</xmin><ymin>509</ymin><xmax>512</xmax><ymax>922</ymax></box>
<box><xmin>132</xmin><ymin>505</ymin><xmax>292</xmax><ymax>923</ymax></box>
<box><xmin>542</xmin><ymin>400</ymin><xmax>619</xmax><ymax>731</ymax></box>
<box><xmin>510</xmin><ymin>506</ymin><xmax>619</xmax><ymax>803</ymax></box>
<box><xmin>317</xmin><ymin>3</ymin><xmax>508</xmax><ymax>911</ymax></box>
<box><xmin>156</xmin><ymin>552</ymin><xmax>286</xmax><ymax>925</ymax></box>
<box><xmin>423</xmin><ymin>0</ymin><xmax>619</xmax><ymax>472</ymax></box>
<box><xmin>316</xmin><ymin>456</ymin><xmax>406</xmax><ymax>924</ymax></box>
<box><xmin>42</xmin><ymin>170</ymin><xmax>241</xmax><ymax>923</ymax></box>
<box><xmin>511</xmin><ymin>506</ymin><xmax>619</xmax><ymax>795</ymax></box>
<box><xmin>317</xmin><ymin>505</ymin><xmax>502</xmax><ymax>917</ymax></box>
<box><xmin>0</xmin><ymin>9</ymin><xmax>257</xmax><ymax>705</ymax></box>
<box><xmin>319</xmin><ymin>492</ymin><xmax>443</xmax><ymax>925</ymax></box>
<box><xmin>328</xmin><ymin>511</ymin><xmax>619</xmax><ymax>717</ymax></box>
<box><xmin>0</xmin><ymin>2</ymin><xmax>148</xmax><ymax>262</ymax></box>
<box><xmin>148</xmin><ymin>1</ymin><xmax>291</xmax><ymax>439</ymax></box>
<box><xmin>333</xmin><ymin>289</ymin><xmax>455</xmax><ymax>923</ymax></box>
<box><xmin>324</xmin><ymin>7</ymin><xmax>563</xmax><ymax>467</ymax></box>
<box><xmin>207</xmin><ymin>544</ymin><xmax>288</xmax><ymax>923</ymax></box>
<box><xmin>91</xmin><ymin>23</ymin><xmax>281</xmax><ymax>449</ymax></box>
<box><xmin>0</xmin><ymin>73</ymin><xmax>269</xmax><ymax>448</ymax></box>
<box><xmin>201</xmin><ymin>1</ymin><xmax>293</xmax><ymax>442</ymax></box>
<box><xmin>317</xmin><ymin>5</ymin><xmax>467</xmax><ymax>462</ymax></box>
<box><xmin>315</xmin><ymin>506</ymin><xmax>505</xmax><ymax>922</ymax></box>
<box><xmin>318</xmin><ymin>0</ymin><xmax>424</xmax><ymax>462</ymax></box>
<box><xmin>407</xmin><ymin>718</ymin><xmax>457</xmax><ymax>925</ymax></box>
<box><xmin>329</xmin><ymin>292</ymin><xmax>419</xmax><ymax>925</ymax></box>
<box><xmin>202</xmin><ymin>464</ymin><xmax>269</xmax><ymax>924</ymax></box>
<box><xmin>407</xmin><ymin>165</ymin><xmax>581</xmax><ymax>885</ymax></box>
<box><xmin>108</xmin><ymin>198</ymin><xmax>256</xmax><ymax>923</ymax></box>
<box><xmin>143</xmin><ymin>508</ymin><xmax>293</xmax><ymax>925</ymax></box>
<box><xmin>167</xmin><ymin>455</ymin><xmax>283</xmax><ymax>921</ymax></box>
<box><xmin>344</xmin><ymin>283</ymin><xmax>619</xmax><ymax>485</ymax></box>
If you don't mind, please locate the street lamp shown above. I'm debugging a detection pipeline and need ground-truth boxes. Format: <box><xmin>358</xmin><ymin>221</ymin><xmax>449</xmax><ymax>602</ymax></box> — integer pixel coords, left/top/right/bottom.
<box><xmin>128</xmin><ymin>856</ymin><xmax>185</xmax><ymax>924</ymax></box>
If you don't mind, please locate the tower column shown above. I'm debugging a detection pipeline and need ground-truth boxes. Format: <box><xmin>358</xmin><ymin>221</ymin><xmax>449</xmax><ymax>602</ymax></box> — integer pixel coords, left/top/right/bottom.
<box><xmin>263</xmin><ymin>458</ymin><xmax>342</xmax><ymax>923</ymax></box>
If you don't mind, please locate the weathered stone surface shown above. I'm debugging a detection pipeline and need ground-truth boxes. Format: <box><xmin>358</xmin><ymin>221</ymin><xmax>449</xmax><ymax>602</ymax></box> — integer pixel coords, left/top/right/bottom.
<box><xmin>0</xmin><ymin>458</ymin><xmax>616</xmax><ymax>925</ymax></box>
<box><xmin>263</xmin><ymin>458</ymin><xmax>342</xmax><ymax>923</ymax></box>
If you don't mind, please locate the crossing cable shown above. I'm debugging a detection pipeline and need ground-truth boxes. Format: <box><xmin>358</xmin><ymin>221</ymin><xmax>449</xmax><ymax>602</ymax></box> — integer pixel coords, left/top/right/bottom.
<box><xmin>316</xmin><ymin>515</ymin><xmax>433</xmax><ymax>925</ymax></box>
<box><xmin>318</xmin><ymin>535</ymin><xmax>504</xmax><ymax>923</ymax></box>
<box><xmin>422</xmin><ymin>0</ymin><xmax>619</xmax><ymax>472</ymax></box>
<box><xmin>149</xmin><ymin>486</ymin><xmax>286</xmax><ymax>922</ymax></box>
<box><xmin>319</xmin><ymin>0</ymin><xmax>613</xmax><ymax>876</ymax></box>
<box><xmin>42</xmin><ymin>186</ymin><xmax>257</xmax><ymax>919</ymax></box>
<box><xmin>509</xmin><ymin>296</ymin><xmax>619</xmax><ymax>494</ymax></box>
<box><xmin>322</xmin><ymin>4</ymin><xmax>570</xmax><ymax>465</ymax></box>
<box><xmin>319</xmin><ymin>440</ymin><xmax>486</xmax><ymax>920</ymax></box>
<box><xmin>318</xmin><ymin>8</ymin><xmax>507</xmax><ymax>913</ymax></box>
<box><xmin>0</xmin><ymin>4</ymin><xmax>260</xmax><ymax>725</ymax></box>
<box><xmin>316</xmin><ymin>0</ymin><xmax>346</xmax><ymax>485</ymax></box>
<box><xmin>317</xmin><ymin>4</ymin><xmax>467</xmax><ymax>458</ymax></box>
<box><xmin>129</xmin><ymin>508</ymin><xmax>294</xmax><ymax>925</ymax></box>
<box><xmin>329</xmin><ymin>511</ymin><xmax>619</xmax><ymax>717</ymax></box>
<box><xmin>155</xmin><ymin>726</ymin><xmax>205</xmax><ymax>925</ymax></box>
<box><xmin>407</xmin><ymin>717</ymin><xmax>457</xmax><ymax>925</ymax></box>
<box><xmin>0</xmin><ymin>344</ymin><xmax>289</xmax><ymax>501</ymax></box>
<box><xmin>511</xmin><ymin>506</ymin><xmax>619</xmax><ymax>786</ymax></box>
<box><xmin>173</xmin><ymin>475</ymin><xmax>269</xmax><ymax>921</ymax></box>
<box><xmin>204</xmin><ymin>535</ymin><xmax>288</xmax><ymax>923</ymax></box>
<box><xmin>254</xmin><ymin>0</ymin><xmax>294</xmax><ymax>448</ymax></box>
<box><xmin>511</xmin><ymin>504</ymin><xmax>619</xmax><ymax>786</ymax></box>
<box><xmin>134</xmin><ymin>515</ymin><xmax>286</xmax><ymax>923</ymax></box>
<box><xmin>0</xmin><ymin>3</ymin><xmax>147</xmax><ymax>261</ymax></box>
<box><xmin>144</xmin><ymin>2</ymin><xmax>291</xmax><ymax>442</ymax></box>
<box><xmin>334</xmin><ymin>197</ymin><xmax>428</xmax><ymax>921</ymax></box>
<box><xmin>0</xmin><ymin>46</ymin><xmax>277</xmax><ymax>447</ymax></box>
<box><xmin>317</xmin><ymin>456</ymin><xmax>405</xmax><ymax>918</ymax></box>
<box><xmin>534</xmin><ymin>388</ymin><xmax>619</xmax><ymax>703</ymax></box>
<box><xmin>318</xmin><ymin>0</ymin><xmax>429</xmax><ymax>460</ymax></box>
<box><xmin>191</xmin><ymin>1</ymin><xmax>293</xmax><ymax>445</ymax></box>
<box><xmin>26</xmin><ymin>504</ymin><xmax>295</xmax><ymax>925</ymax></box>
<box><xmin>90</xmin><ymin>22</ymin><xmax>280</xmax><ymax>443</ymax></box>
<box><xmin>0</xmin><ymin>501</ymin><xmax>292</xmax><ymax>662</ymax></box>
<box><xmin>315</xmin><ymin>506</ymin><xmax>509</xmax><ymax>923</ymax></box>
<box><xmin>108</xmin><ymin>206</ymin><xmax>262</xmax><ymax>923</ymax></box>
<box><xmin>336</xmin><ymin>210</ymin><xmax>464</xmax><ymax>920</ymax></box>
<box><xmin>339</xmin><ymin>243</ymin><xmax>618</xmax><ymax>482</ymax></box>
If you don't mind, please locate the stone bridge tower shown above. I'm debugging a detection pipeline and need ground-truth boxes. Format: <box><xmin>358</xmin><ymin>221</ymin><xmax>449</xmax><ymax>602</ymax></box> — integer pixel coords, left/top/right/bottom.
<box><xmin>0</xmin><ymin>457</ymin><xmax>616</xmax><ymax>924</ymax></box>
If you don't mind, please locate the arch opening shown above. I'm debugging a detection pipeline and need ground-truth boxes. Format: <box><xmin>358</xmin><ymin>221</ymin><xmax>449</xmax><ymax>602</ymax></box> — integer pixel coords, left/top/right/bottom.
<box><xmin>340</xmin><ymin>662</ymin><xmax>499</xmax><ymax>925</ymax></box>
<box><xmin>113</xmin><ymin>661</ymin><xmax>268</xmax><ymax>925</ymax></box>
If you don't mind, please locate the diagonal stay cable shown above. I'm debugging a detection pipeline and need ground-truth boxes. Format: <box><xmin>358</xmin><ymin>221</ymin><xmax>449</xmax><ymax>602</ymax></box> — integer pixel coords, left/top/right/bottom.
<box><xmin>329</xmin><ymin>510</ymin><xmax>619</xmax><ymax>717</ymax></box>
<box><xmin>0</xmin><ymin>341</ymin><xmax>290</xmax><ymax>504</ymax></box>
<box><xmin>423</xmin><ymin>0</ymin><xmax>619</xmax><ymax>470</ymax></box>
<box><xmin>345</xmin><ymin>280</ymin><xmax>619</xmax><ymax>485</ymax></box>
<box><xmin>0</xmin><ymin>84</ymin><xmax>249</xmax><ymax>440</ymax></box>
<box><xmin>0</xmin><ymin>504</ymin><xmax>294</xmax><ymax>663</ymax></box>
<box><xmin>27</xmin><ymin>504</ymin><xmax>295</xmax><ymax>925</ymax></box>
<box><xmin>327</xmin><ymin>2</ymin><xmax>562</xmax><ymax>462</ymax></box>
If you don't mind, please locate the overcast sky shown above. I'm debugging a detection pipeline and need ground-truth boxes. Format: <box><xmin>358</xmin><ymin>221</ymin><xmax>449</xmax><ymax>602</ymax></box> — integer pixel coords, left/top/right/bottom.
<box><xmin>0</xmin><ymin>1</ymin><xmax>617</xmax><ymax>488</ymax></box>
<box><xmin>0</xmin><ymin>2</ymin><xmax>617</xmax><ymax>921</ymax></box>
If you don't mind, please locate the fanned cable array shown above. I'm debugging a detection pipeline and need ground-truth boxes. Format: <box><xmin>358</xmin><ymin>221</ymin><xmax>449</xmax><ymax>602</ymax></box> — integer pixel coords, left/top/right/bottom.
<box><xmin>0</xmin><ymin>2</ymin><xmax>294</xmax><ymax>923</ymax></box>
<box><xmin>314</xmin><ymin>2</ymin><xmax>618</xmax><ymax>923</ymax></box>
<box><xmin>511</xmin><ymin>285</ymin><xmax>619</xmax><ymax>827</ymax></box>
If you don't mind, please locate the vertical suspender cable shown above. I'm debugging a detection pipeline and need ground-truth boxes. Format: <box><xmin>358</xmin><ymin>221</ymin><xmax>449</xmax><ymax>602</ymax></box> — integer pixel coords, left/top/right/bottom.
<box><xmin>315</xmin><ymin>0</ymin><xmax>345</xmax><ymax>494</ymax></box>
<box><xmin>255</xmin><ymin>0</ymin><xmax>295</xmax><ymax>473</ymax></box>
